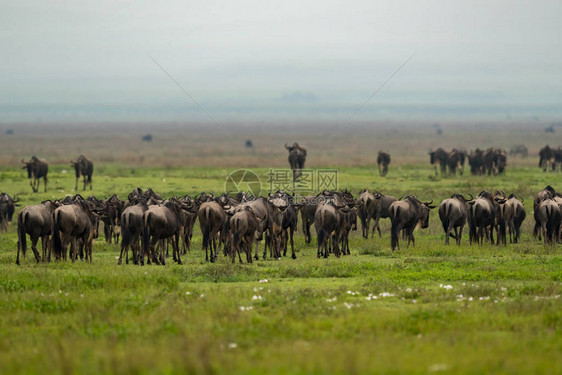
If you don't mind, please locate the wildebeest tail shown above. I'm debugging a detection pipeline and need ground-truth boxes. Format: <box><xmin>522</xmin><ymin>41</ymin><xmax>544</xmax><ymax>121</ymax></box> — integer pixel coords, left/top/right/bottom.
<box><xmin>441</xmin><ymin>203</ymin><xmax>450</xmax><ymax>233</ymax></box>
<box><xmin>142</xmin><ymin>212</ymin><xmax>151</xmax><ymax>255</ymax></box>
<box><xmin>121</xmin><ymin>213</ymin><xmax>130</xmax><ymax>246</ymax></box>
<box><xmin>53</xmin><ymin>211</ymin><xmax>63</xmax><ymax>257</ymax></box>
<box><xmin>202</xmin><ymin>207</ymin><xmax>211</xmax><ymax>250</ymax></box>
<box><xmin>17</xmin><ymin>211</ymin><xmax>27</xmax><ymax>256</ymax></box>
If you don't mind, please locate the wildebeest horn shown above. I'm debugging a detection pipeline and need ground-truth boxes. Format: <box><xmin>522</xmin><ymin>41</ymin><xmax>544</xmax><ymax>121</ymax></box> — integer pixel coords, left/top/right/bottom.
<box><xmin>467</xmin><ymin>193</ymin><xmax>474</xmax><ymax>201</ymax></box>
<box><xmin>425</xmin><ymin>199</ymin><xmax>433</xmax><ymax>205</ymax></box>
<box><xmin>519</xmin><ymin>195</ymin><xmax>524</xmax><ymax>203</ymax></box>
<box><xmin>398</xmin><ymin>195</ymin><xmax>405</xmax><ymax>201</ymax></box>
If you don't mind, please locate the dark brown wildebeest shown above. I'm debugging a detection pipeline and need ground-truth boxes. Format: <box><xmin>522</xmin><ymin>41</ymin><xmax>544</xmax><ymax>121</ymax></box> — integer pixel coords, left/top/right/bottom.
<box><xmin>492</xmin><ymin>191</ymin><xmax>513</xmax><ymax>246</ymax></box>
<box><xmin>0</xmin><ymin>193</ymin><xmax>18</xmax><ymax>231</ymax></box>
<box><xmin>100</xmin><ymin>194</ymin><xmax>124</xmax><ymax>244</ymax></box>
<box><xmin>507</xmin><ymin>194</ymin><xmax>526</xmax><ymax>243</ymax></box>
<box><xmin>533</xmin><ymin>185</ymin><xmax>555</xmax><ymax>240</ymax></box>
<box><xmin>118</xmin><ymin>197</ymin><xmax>149</xmax><ymax>265</ymax></box>
<box><xmin>141</xmin><ymin>198</ymin><xmax>189</xmax><ymax>265</ymax></box>
<box><xmin>268</xmin><ymin>191</ymin><xmax>299</xmax><ymax>259</ymax></box>
<box><xmin>429</xmin><ymin>148</ymin><xmax>448</xmax><ymax>175</ymax></box>
<box><xmin>52</xmin><ymin>195</ymin><xmax>105</xmax><ymax>263</ymax></box>
<box><xmin>371</xmin><ymin>192</ymin><xmax>397</xmax><ymax>238</ymax></box>
<box><xmin>357</xmin><ymin>189</ymin><xmax>376</xmax><ymax>239</ymax></box>
<box><xmin>285</xmin><ymin>143</ymin><xmax>307</xmax><ymax>181</ymax></box>
<box><xmin>197</xmin><ymin>197</ymin><xmax>229</xmax><ymax>262</ymax></box>
<box><xmin>71</xmin><ymin>155</ymin><xmax>94</xmax><ymax>191</ymax></box>
<box><xmin>534</xmin><ymin>198</ymin><xmax>561</xmax><ymax>244</ymax></box>
<box><xmin>179</xmin><ymin>195</ymin><xmax>199</xmax><ymax>254</ymax></box>
<box><xmin>468</xmin><ymin>149</ymin><xmax>484</xmax><ymax>175</ymax></box>
<box><xmin>389</xmin><ymin>196</ymin><xmax>435</xmax><ymax>250</ymax></box>
<box><xmin>228</xmin><ymin>206</ymin><xmax>263</xmax><ymax>263</ymax></box>
<box><xmin>300</xmin><ymin>195</ymin><xmax>317</xmax><ymax>244</ymax></box>
<box><xmin>438</xmin><ymin>193</ymin><xmax>472</xmax><ymax>245</ymax></box>
<box><xmin>539</xmin><ymin>145</ymin><xmax>555</xmax><ymax>172</ymax></box>
<box><xmin>377</xmin><ymin>151</ymin><xmax>391</xmax><ymax>177</ymax></box>
<box><xmin>447</xmin><ymin>149</ymin><xmax>466</xmax><ymax>176</ymax></box>
<box><xmin>16</xmin><ymin>200</ymin><xmax>60</xmax><ymax>265</ymax></box>
<box><xmin>467</xmin><ymin>191</ymin><xmax>505</xmax><ymax>245</ymax></box>
<box><xmin>22</xmin><ymin>156</ymin><xmax>49</xmax><ymax>193</ymax></box>
<box><xmin>339</xmin><ymin>205</ymin><xmax>358</xmax><ymax>255</ymax></box>
<box><xmin>314</xmin><ymin>201</ymin><xmax>349</xmax><ymax>258</ymax></box>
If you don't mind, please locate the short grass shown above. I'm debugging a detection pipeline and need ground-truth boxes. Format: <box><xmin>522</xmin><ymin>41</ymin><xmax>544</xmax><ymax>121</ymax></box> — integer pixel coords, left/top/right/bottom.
<box><xmin>1</xmin><ymin>162</ymin><xmax>562</xmax><ymax>374</ymax></box>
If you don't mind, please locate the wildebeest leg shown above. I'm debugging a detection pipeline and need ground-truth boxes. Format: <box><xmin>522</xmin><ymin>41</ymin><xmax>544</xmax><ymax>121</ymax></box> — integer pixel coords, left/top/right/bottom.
<box><xmin>30</xmin><ymin>236</ymin><xmax>41</xmax><ymax>263</ymax></box>
<box><xmin>371</xmin><ymin>216</ymin><xmax>382</xmax><ymax>238</ymax></box>
<box><xmin>118</xmin><ymin>241</ymin><xmax>126</xmax><ymax>265</ymax></box>
<box><xmin>174</xmin><ymin>234</ymin><xmax>182</xmax><ymax>264</ymax></box>
<box><xmin>41</xmin><ymin>235</ymin><xmax>49</xmax><ymax>262</ymax></box>
<box><xmin>43</xmin><ymin>177</ymin><xmax>47</xmax><ymax>193</ymax></box>
<box><xmin>290</xmin><ymin>227</ymin><xmax>296</xmax><ymax>259</ymax></box>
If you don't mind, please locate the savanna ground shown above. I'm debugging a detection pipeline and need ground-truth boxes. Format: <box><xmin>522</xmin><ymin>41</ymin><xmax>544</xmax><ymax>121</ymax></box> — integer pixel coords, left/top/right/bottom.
<box><xmin>1</xmin><ymin>122</ymin><xmax>562</xmax><ymax>374</ymax></box>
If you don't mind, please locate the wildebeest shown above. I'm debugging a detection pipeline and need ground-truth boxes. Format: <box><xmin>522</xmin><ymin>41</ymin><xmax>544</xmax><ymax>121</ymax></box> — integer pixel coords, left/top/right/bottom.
<box><xmin>300</xmin><ymin>195</ymin><xmax>317</xmax><ymax>244</ymax></box>
<box><xmin>389</xmin><ymin>196</ymin><xmax>435</xmax><ymax>250</ymax></box>
<box><xmin>507</xmin><ymin>194</ymin><xmax>526</xmax><ymax>243</ymax></box>
<box><xmin>314</xmin><ymin>202</ymin><xmax>348</xmax><ymax>258</ymax></box>
<box><xmin>438</xmin><ymin>193</ymin><xmax>472</xmax><ymax>245</ymax></box>
<box><xmin>534</xmin><ymin>197</ymin><xmax>561</xmax><ymax>244</ymax></box>
<box><xmin>467</xmin><ymin>191</ymin><xmax>505</xmax><ymax>245</ymax></box>
<box><xmin>468</xmin><ymin>149</ymin><xmax>485</xmax><ymax>175</ymax></box>
<box><xmin>339</xmin><ymin>205</ymin><xmax>358</xmax><ymax>255</ymax></box>
<box><xmin>228</xmin><ymin>206</ymin><xmax>263</xmax><ymax>263</ymax></box>
<box><xmin>539</xmin><ymin>145</ymin><xmax>555</xmax><ymax>172</ymax></box>
<box><xmin>197</xmin><ymin>195</ymin><xmax>229</xmax><ymax>262</ymax></box>
<box><xmin>179</xmin><ymin>195</ymin><xmax>199</xmax><ymax>254</ymax></box>
<box><xmin>0</xmin><ymin>193</ymin><xmax>18</xmax><ymax>231</ymax></box>
<box><xmin>100</xmin><ymin>194</ymin><xmax>124</xmax><ymax>244</ymax></box>
<box><xmin>16</xmin><ymin>200</ymin><xmax>60</xmax><ymax>265</ymax></box>
<box><xmin>377</xmin><ymin>151</ymin><xmax>390</xmax><ymax>177</ymax></box>
<box><xmin>268</xmin><ymin>191</ymin><xmax>299</xmax><ymax>259</ymax></box>
<box><xmin>52</xmin><ymin>195</ymin><xmax>105</xmax><ymax>263</ymax></box>
<box><xmin>71</xmin><ymin>155</ymin><xmax>94</xmax><ymax>190</ymax></box>
<box><xmin>285</xmin><ymin>143</ymin><xmax>307</xmax><ymax>181</ymax></box>
<box><xmin>448</xmin><ymin>149</ymin><xmax>466</xmax><ymax>176</ymax></box>
<box><xmin>371</xmin><ymin>192</ymin><xmax>397</xmax><ymax>238</ymax></box>
<box><xmin>429</xmin><ymin>148</ymin><xmax>448</xmax><ymax>175</ymax></box>
<box><xmin>358</xmin><ymin>189</ymin><xmax>376</xmax><ymax>239</ymax></box>
<box><xmin>533</xmin><ymin>185</ymin><xmax>555</xmax><ymax>241</ymax></box>
<box><xmin>118</xmin><ymin>197</ymin><xmax>149</xmax><ymax>265</ymax></box>
<box><xmin>141</xmin><ymin>198</ymin><xmax>190</xmax><ymax>265</ymax></box>
<box><xmin>22</xmin><ymin>156</ymin><xmax>49</xmax><ymax>193</ymax></box>
<box><xmin>492</xmin><ymin>191</ymin><xmax>513</xmax><ymax>246</ymax></box>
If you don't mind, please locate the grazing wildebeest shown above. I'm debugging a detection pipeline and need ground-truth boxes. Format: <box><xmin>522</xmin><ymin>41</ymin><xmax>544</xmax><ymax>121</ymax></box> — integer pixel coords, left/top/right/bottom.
<box><xmin>52</xmin><ymin>195</ymin><xmax>105</xmax><ymax>263</ymax></box>
<box><xmin>439</xmin><ymin>193</ymin><xmax>472</xmax><ymax>245</ymax></box>
<box><xmin>429</xmin><ymin>148</ymin><xmax>448</xmax><ymax>175</ymax></box>
<box><xmin>467</xmin><ymin>191</ymin><xmax>505</xmax><ymax>245</ymax></box>
<box><xmin>0</xmin><ymin>193</ymin><xmax>18</xmax><ymax>231</ymax></box>
<box><xmin>371</xmin><ymin>192</ymin><xmax>397</xmax><ymax>238</ymax></box>
<box><xmin>389</xmin><ymin>196</ymin><xmax>435</xmax><ymax>250</ymax></box>
<box><xmin>539</xmin><ymin>145</ymin><xmax>555</xmax><ymax>172</ymax></box>
<box><xmin>22</xmin><ymin>156</ymin><xmax>49</xmax><ymax>193</ymax></box>
<box><xmin>507</xmin><ymin>194</ymin><xmax>526</xmax><ymax>243</ymax></box>
<box><xmin>533</xmin><ymin>185</ymin><xmax>555</xmax><ymax>240</ymax></box>
<box><xmin>228</xmin><ymin>206</ymin><xmax>263</xmax><ymax>263</ymax></box>
<box><xmin>71</xmin><ymin>155</ymin><xmax>94</xmax><ymax>191</ymax></box>
<box><xmin>141</xmin><ymin>198</ymin><xmax>188</xmax><ymax>265</ymax></box>
<box><xmin>358</xmin><ymin>189</ymin><xmax>376</xmax><ymax>239</ymax></box>
<box><xmin>285</xmin><ymin>143</ymin><xmax>307</xmax><ymax>181</ymax></box>
<box><xmin>16</xmin><ymin>200</ymin><xmax>60</xmax><ymax>265</ymax></box>
<box><xmin>377</xmin><ymin>151</ymin><xmax>391</xmax><ymax>177</ymax></box>
<box><xmin>534</xmin><ymin>198</ymin><xmax>561</xmax><ymax>244</ymax></box>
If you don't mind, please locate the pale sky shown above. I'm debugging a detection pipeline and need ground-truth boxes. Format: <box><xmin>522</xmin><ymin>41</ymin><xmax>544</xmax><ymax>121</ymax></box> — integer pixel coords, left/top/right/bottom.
<box><xmin>1</xmin><ymin>0</ymin><xmax>561</xmax><ymax>122</ymax></box>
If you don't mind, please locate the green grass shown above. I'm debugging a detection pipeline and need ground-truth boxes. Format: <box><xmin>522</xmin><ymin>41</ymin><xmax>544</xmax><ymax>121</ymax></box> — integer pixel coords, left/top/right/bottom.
<box><xmin>1</xmin><ymin>164</ymin><xmax>562</xmax><ymax>374</ymax></box>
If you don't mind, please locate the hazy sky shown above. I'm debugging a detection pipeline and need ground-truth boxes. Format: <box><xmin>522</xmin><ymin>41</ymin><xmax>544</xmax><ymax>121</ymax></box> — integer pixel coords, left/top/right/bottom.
<box><xmin>1</xmin><ymin>0</ymin><xmax>561</xmax><ymax>122</ymax></box>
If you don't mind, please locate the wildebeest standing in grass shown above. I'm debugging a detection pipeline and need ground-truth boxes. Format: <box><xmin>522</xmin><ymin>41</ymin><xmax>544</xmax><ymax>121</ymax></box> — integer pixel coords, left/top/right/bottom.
<box><xmin>22</xmin><ymin>156</ymin><xmax>48</xmax><ymax>193</ymax></box>
<box><xmin>228</xmin><ymin>206</ymin><xmax>263</xmax><ymax>263</ymax></box>
<box><xmin>371</xmin><ymin>192</ymin><xmax>397</xmax><ymax>238</ymax></box>
<box><xmin>467</xmin><ymin>191</ymin><xmax>505</xmax><ymax>245</ymax></box>
<box><xmin>0</xmin><ymin>193</ymin><xmax>18</xmax><ymax>231</ymax></box>
<box><xmin>468</xmin><ymin>149</ymin><xmax>485</xmax><ymax>175</ymax></box>
<box><xmin>101</xmin><ymin>194</ymin><xmax>124</xmax><ymax>244</ymax></box>
<box><xmin>16</xmin><ymin>200</ymin><xmax>60</xmax><ymax>265</ymax></box>
<box><xmin>314</xmin><ymin>202</ymin><xmax>348</xmax><ymax>258</ymax></box>
<box><xmin>534</xmin><ymin>198</ymin><xmax>561</xmax><ymax>244</ymax></box>
<box><xmin>179</xmin><ymin>195</ymin><xmax>199</xmax><ymax>254</ymax></box>
<box><xmin>268</xmin><ymin>191</ymin><xmax>299</xmax><ymax>259</ymax></box>
<box><xmin>439</xmin><ymin>193</ymin><xmax>472</xmax><ymax>245</ymax></box>
<box><xmin>447</xmin><ymin>149</ymin><xmax>466</xmax><ymax>176</ymax></box>
<box><xmin>389</xmin><ymin>196</ymin><xmax>435</xmax><ymax>250</ymax></box>
<box><xmin>539</xmin><ymin>145</ymin><xmax>555</xmax><ymax>172</ymax></box>
<box><xmin>118</xmin><ymin>197</ymin><xmax>149</xmax><ymax>265</ymax></box>
<box><xmin>339</xmin><ymin>205</ymin><xmax>358</xmax><ymax>255</ymax></box>
<box><xmin>429</xmin><ymin>148</ymin><xmax>448</xmax><ymax>175</ymax></box>
<box><xmin>52</xmin><ymin>195</ymin><xmax>105</xmax><ymax>263</ymax></box>
<box><xmin>197</xmin><ymin>197</ymin><xmax>229</xmax><ymax>262</ymax></box>
<box><xmin>377</xmin><ymin>151</ymin><xmax>390</xmax><ymax>177</ymax></box>
<box><xmin>358</xmin><ymin>189</ymin><xmax>376</xmax><ymax>239</ymax></box>
<box><xmin>493</xmin><ymin>191</ymin><xmax>513</xmax><ymax>246</ymax></box>
<box><xmin>507</xmin><ymin>194</ymin><xmax>526</xmax><ymax>243</ymax></box>
<box><xmin>300</xmin><ymin>195</ymin><xmax>317</xmax><ymax>244</ymax></box>
<box><xmin>285</xmin><ymin>143</ymin><xmax>307</xmax><ymax>181</ymax></box>
<box><xmin>71</xmin><ymin>155</ymin><xmax>94</xmax><ymax>191</ymax></box>
<box><xmin>533</xmin><ymin>185</ymin><xmax>555</xmax><ymax>241</ymax></box>
<box><xmin>141</xmin><ymin>198</ymin><xmax>188</xmax><ymax>265</ymax></box>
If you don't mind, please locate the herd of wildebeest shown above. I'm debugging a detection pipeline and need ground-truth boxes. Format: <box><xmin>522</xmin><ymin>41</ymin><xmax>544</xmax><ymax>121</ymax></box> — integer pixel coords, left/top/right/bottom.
<box><xmin>2</xmin><ymin>144</ymin><xmax>562</xmax><ymax>266</ymax></box>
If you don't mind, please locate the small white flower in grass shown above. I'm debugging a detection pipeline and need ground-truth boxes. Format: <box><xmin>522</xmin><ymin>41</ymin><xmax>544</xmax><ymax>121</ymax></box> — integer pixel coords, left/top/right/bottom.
<box><xmin>162</xmin><ymin>179</ymin><xmax>166</xmax><ymax>182</ymax></box>
<box><xmin>259</xmin><ymin>279</ymin><xmax>268</xmax><ymax>283</ymax></box>
<box><xmin>200</xmin><ymin>294</ymin><xmax>205</xmax><ymax>298</ymax></box>
<box><xmin>405</xmin><ymin>288</ymin><xmax>412</xmax><ymax>293</ymax></box>
<box><xmin>343</xmin><ymin>302</ymin><xmax>353</xmax><ymax>309</ymax></box>
<box><xmin>326</xmin><ymin>297</ymin><xmax>337</xmax><ymax>303</ymax></box>
<box><xmin>412</xmin><ymin>299</ymin><xmax>417</xmax><ymax>304</ymax></box>
<box><xmin>429</xmin><ymin>363</ymin><xmax>448</xmax><ymax>372</ymax></box>
<box><xmin>252</xmin><ymin>295</ymin><xmax>262</xmax><ymax>301</ymax></box>
<box><xmin>440</xmin><ymin>284</ymin><xmax>453</xmax><ymax>290</ymax></box>
<box><xmin>239</xmin><ymin>306</ymin><xmax>253</xmax><ymax>311</ymax></box>
<box><xmin>501</xmin><ymin>287</ymin><xmax>507</xmax><ymax>291</ymax></box>
<box><xmin>115</xmin><ymin>256</ymin><xmax>119</xmax><ymax>260</ymax></box>
<box><xmin>228</xmin><ymin>343</ymin><xmax>237</xmax><ymax>349</ymax></box>
<box><xmin>185</xmin><ymin>292</ymin><xmax>191</xmax><ymax>295</ymax></box>
<box><xmin>379</xmin><ymin>292</ymin><xmax>394</xmax><ymax>297</ymax></box>
<box><xmin>59</xmin><ymin>290</ymin><xmax>62</xmax><ymax>294</ymax></box>
<box><xmin>417</xmin><ymin>333</ymin><xmax>423</xmax><ymax>339</ymax></box>
<box><xmin>365</xmin><ymin>294</ymin><xmax>378</xmax><ymax>300</ymax></box>
<box><xmin>468</xmin><ymin>297</ymin><xmax>473</xmax><ymax>301</ymax></box>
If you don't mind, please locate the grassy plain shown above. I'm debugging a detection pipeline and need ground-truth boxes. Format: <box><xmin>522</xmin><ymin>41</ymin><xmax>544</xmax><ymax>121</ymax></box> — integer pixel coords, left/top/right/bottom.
<box><xmin>0</xmin><ymin>123</ymin><xmax>562</xmax><ymax>374</ymax></box>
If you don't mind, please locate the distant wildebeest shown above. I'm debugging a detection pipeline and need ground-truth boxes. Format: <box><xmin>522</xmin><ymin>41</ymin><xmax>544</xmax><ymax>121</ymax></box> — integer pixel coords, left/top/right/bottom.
<box><xmin>538</xmin><ymin>145</ymin><xmax>555</xmax><ymax>172</ymax></box>
<box><xmin>448</xmin><ymin>149</ymin><xmax>466</xmax><ymax>176</ymax></box>
<box><xmin>0</xmin><ymin>193</ymin><xmax>18</xmax><ymax>231</ymax></box>
<box><xmin>16</xmin><ymin>200</ymin><xmax>60</xmax><ymax>265</ymax></box>
<box><xmin>467</xmin><ymin>191</ymin><xmax>505</xmax><ymax>245</ymax></box>
<box><xmin>377</xmin><ymin>151</ymin><xmax>391</xmax><ymax>177</ymax></box>
<box><xmin>507</xmin><ymin>194</ymin><xmax>526</xmax><ymax>244</ymax></box>
<box><xmin>509</xmin><ymin>145</ymin><xmax>528</xmax><ymax>158</ymax></box>
<box><xmin>141</xmin><ymin>198</ymin><xmax>190</xmax><ymax>265</ymax></box>
<box><xmin>22</xmin><ymin>156</ymin><xmax>49</xmax><ymax>193</ymax></box>
<box><xmin>228</xmin><ymin>206</ymin><xmax>263</xmax><ymax>263</ymax></box>
<box><xmin>285</xmin><ymin>143</ymin><xmax>307</xmax><ymax>181</ymax></box>
<box><xmin>71</xmin><ymin>155</ymin><xmax>94</xmax><ymax>190</ymax></box>
<box><xmin>439</xmin><ymin>193</ymin><xmax>472</xmax><ymax>245</ymax></box>
<box><xmin>533</xmin><ymin>185</ymin><xmax>555</xmax><ymax>241</ymax></box>
<box><xmin>429</xmin><ymin>148</ymin><xmax>448</xmax><ymax>175</ymax></box>
<box><xmin>371</xmin><ymin>192</ymin><xmax>397</xmax><ymax>238</ymax></box>
<box><xmin>52</xmin><ymin>195</ymin><xmax>105</xmax><ymax>263</ymax></box>
<box><xmin>142</xmin><ymin>134</ymin><xmax>153</xmax><ymax>142</ymax></box>
<box><xmin>468</xmin><ymin>149</ymin><xmax>485</xmax><ymax>175</ymax></box>
<box><xmin>389</xmin><ymin>196</ymin><xmax>435</xmax><ymax>250</ymax></box>
<box><xmin>245</xmin><ymin>139</ymin><xmax>254</xmax><ymax>149</ymax></box>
